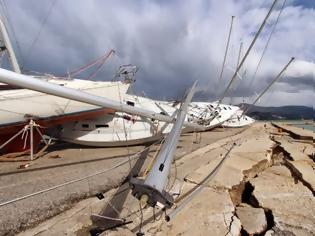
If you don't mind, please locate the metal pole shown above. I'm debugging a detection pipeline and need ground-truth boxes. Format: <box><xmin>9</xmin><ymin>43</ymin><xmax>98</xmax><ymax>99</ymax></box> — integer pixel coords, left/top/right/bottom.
<box><xmin>236</xmin><ymin>42</ymin><xmax>243</xmax><ymax>70</ymax></box>
<box><xmin>129</xmin><ymin>81</ymin><xmax>197</xmax><ymax>208</ymax></box>
<box><xmin>243</xmin><ymin>57</ymin><xmax>295</xmax><ymax>115</ymax></box>
<box><xmin>218</xmin><ymin>16</ymin><xmax>235</xmax><ymax>83</ymax></box>
<box><xmin>0</xmin><ymin>16</ymin><xmax>21</xmax><ymax>73</ymax></box>
<box><xmin>230</xmin><ymin>42</ymin><xmax>243</xmax><ymax>105</ymax></box>
<box><xmin>30</xmin><ymin>119</ymin><xmax>34</xmax><ymax>161</ymax></box>
<box><xmin>219</xmin><ymin>0</ymin><xmax>279</xmax><ymax>104</ymax></box>
<box><xmin>0</xmin><ymin>68</ymin><xmax>205</xmax><ymax>131</ymax></box>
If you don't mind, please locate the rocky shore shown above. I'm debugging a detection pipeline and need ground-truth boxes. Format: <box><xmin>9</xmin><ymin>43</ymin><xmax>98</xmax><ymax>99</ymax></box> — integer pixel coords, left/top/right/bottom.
<box><xmin>2</xmin><ymin>122</ymin><xmax>314</xmax><ymax>236</ymax></box>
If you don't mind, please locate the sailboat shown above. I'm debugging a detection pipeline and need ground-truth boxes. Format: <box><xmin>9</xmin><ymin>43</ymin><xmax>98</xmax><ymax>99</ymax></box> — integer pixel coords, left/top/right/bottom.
<box><xmin>187</xmin><ymin>101</ymin><xmax>239</xmax><ymax>128</ymax></box>
<box><xmin>56</xmin><ymin>91</ymin><xmax>240</xmax><ymax>147</ymax></box>
<box><xmin>57</xmin><ymin>94</ymin><xmax>178</xmax><ymax>147</ymax></box>
<box><xmin>0</xmin><ymin>16</ymin><xmax>131</xmax><ymax>153</ymax></box>
<box><xmin>222</xmin><ymin>109</ymin><xmax>255</xmax><ymax>128</ymax></box>
<box><xmin>0</xmin><ymin>14</ymin><xmax>238</xmax><ymax>152</ymax></box>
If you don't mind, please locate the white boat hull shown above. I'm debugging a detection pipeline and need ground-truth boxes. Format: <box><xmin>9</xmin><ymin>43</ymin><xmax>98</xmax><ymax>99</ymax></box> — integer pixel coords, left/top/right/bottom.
<box><xmin>0</xmin><ymin>78</ymin><xmax>130</xmax><ymax>127</ymax></box>
<box><xmin>222</xmin><ymin>110</ymin><xmax>255</xmax><ymax>127</ymax></box>
<box><xmin>58</xmin><ymin>98</ymin><xmax>239</xmax><ymax>147</ymax></box>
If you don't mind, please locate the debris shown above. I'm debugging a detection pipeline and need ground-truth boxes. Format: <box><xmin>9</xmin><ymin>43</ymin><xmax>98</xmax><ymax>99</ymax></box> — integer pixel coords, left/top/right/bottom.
<box><xmin>17</xmin><ymin>163</ymin><xmax>31</xmax><ymax>169</ymax></box>
<box><xmin>236</xmin><ymin>203</ymin><xmax>267</xmax><ymax>235</ymax></box>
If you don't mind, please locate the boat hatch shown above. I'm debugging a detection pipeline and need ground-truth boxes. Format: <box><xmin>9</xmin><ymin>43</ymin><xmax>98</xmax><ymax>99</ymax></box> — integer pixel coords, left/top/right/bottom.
<box><xmin>126</xmin><ymin>101</ymin><xmax>135</xmax><ymax>106</ymax></box>
<box><xmin>95</xmin><ymin>124</ymin><xmax>109</xmax><ymax>128</ymax></box>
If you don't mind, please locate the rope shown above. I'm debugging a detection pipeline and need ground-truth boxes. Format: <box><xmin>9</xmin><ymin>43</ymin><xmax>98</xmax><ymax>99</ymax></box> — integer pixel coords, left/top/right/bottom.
<box><xmin>61</xmin><ymin>49</ymin><xmax>115</xmax><ymax>79</ymax></box>
<box><xmin>86</xmin><ymin>50</ymin><xmax>115</xmax><ymax>80</ymax></box>
<box><xmin>117</xmin><ymin>82</ymin><xmax>132</xmax><ymax>171</ymax></box>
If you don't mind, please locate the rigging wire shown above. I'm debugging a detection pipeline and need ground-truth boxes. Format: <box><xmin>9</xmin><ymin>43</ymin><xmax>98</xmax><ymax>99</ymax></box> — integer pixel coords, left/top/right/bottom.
<box><xmin>23</xmin><ymin>0</ymin><xmax>58</xmax><ymax>68</ymax></box>
<box><xmin>247</xmin><ymin>0</ymin><xmax>287</xmax><ymax>92</ymax></box>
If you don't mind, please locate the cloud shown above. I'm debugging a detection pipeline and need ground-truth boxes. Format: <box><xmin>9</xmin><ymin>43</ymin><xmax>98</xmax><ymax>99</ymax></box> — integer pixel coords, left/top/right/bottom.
<box><xmin>1</xmin><ymin>0</ymin><xmax>314</xmax><ymax>106</ymax></box>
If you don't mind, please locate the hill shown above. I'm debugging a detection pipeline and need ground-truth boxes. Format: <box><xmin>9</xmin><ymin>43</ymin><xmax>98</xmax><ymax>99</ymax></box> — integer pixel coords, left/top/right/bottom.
<box><xmin>239</xmin><ymin>104</ymin><xmax>314</xmax><ymax>120</ymax></box>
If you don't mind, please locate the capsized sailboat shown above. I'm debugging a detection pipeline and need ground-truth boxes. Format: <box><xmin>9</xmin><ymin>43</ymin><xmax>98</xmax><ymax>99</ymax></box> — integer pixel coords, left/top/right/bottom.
<box><xmin>222</xmin><ymin>109</ymin><xmax>255</xmax><ymax>128</ymax></box>
<box><xmin>0</xmin><ymin>16</ymin><xmax>134</xmax><ymax>153</ymax></box>
<box><xmin>57</xmin><ymin>94</ymin><xmax>178</xmax><ymax>147</ymax></box>
<box><xmin>0</xmin><ymin>67</ymin><xmax>205</xmax><ymax>142</ymax></box>
<box><xmin>56</xmin><ymin>96</ymin><xmax>239</xmax><ymax>147</ymax></box>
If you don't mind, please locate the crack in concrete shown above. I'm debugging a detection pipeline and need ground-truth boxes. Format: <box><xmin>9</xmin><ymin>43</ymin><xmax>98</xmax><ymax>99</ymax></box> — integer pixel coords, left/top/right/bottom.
<box><xmin>231</xmin><ymin>140</ymin><xmax>314</xmax><ymax>236</ymax></box>
<box><xmin>273</xmin><ymin>142</ymin><xmax>315</xmax><ymax>196</ymax></box>
<box><xmin>223</xmin><ymin>210</ymin><xmax>237</xmax><ymax>236</ymax></box>
<box><xmin>228</xmin><ymin>140</ymin><xmax>280</xmax><ymax>236</ymax></box>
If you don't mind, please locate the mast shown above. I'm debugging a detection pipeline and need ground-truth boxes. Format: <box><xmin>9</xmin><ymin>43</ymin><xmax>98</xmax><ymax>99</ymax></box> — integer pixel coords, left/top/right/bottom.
<box><xmin>229</xmin><ymin>42</ymin><xmax>243</xmax><ymax>104</ymax></box>
<box><xmin>130</xmin><ymin>81</ymin><xmax>197</xmax><ymax>209</ymax></box>
<box><xmin>218</xmin><ymin>0</ymin><xmax>279</xmax><ymax>104</ymax></box>
<box><xmin>0</xmin><ymin>68</ymin><xmax>204</xmax><ymax>131</ymax></box>
<box><xmin>243</xmin><ymin>57</ymin><xmax>295</xmax><ymax>115</ymax></box>
<box><xmin>236</xmin><ymin>42</ymin><xmax>243</xmax><ymax>70</ymax></box>
<box><xmin>217</xmin><ymin>16</ymin><xmax>235</xmax><ymax>84</ymax></box>
<box><xmin>0</xmin><ymin>16</ymin><xmax>21</xmax><ymax>73</ymax></box>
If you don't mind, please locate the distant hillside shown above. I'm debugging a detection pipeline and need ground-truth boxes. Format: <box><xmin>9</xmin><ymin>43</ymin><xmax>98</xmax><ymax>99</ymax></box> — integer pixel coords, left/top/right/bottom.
<box><xmin>239</xmin><ymin>104</ymin><xmax>314</xmax><ymax>120</ymax></box>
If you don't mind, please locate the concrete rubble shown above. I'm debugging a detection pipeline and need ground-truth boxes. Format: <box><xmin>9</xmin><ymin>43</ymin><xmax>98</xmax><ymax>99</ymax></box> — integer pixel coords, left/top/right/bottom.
<box><xmin>236</xmin><ymin>203</ymin><xmax>267</xmax><ymax>235</ymax></box>
<box><xmin>5</xmin><ymin>122</ymin><xmax>315</xmax><ymax>236</ymax></box>
<box><xmin>251</xmin><ymin>165</ymin><xmax>315</xmax><ymax>235</ymax></box>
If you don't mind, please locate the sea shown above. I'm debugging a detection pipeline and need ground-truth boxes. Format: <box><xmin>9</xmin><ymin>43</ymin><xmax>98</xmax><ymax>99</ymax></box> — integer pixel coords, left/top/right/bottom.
<box><xmin>287</xmin><ymin>121</ymin><xmax>315</xmax><ymax>132</ymax></box>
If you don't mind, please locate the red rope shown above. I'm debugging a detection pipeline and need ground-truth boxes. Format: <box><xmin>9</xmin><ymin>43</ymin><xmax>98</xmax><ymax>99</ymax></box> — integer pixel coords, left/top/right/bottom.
<box><xmin>85</xmin><ymin>49</ymin><xmax>115</xmax><ymax>80</ymax></box>
<box><xmin>60</xmin><ymin>49</ymin><xmax>115</xmax><ymax>78</ymax></box>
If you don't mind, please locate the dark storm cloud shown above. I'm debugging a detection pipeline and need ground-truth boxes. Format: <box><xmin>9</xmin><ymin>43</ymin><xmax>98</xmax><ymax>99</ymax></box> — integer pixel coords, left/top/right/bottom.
<box><xmin>1</xmin><ymin>0</ymin><xmax>314</xmax><ymax>106</ymax></box>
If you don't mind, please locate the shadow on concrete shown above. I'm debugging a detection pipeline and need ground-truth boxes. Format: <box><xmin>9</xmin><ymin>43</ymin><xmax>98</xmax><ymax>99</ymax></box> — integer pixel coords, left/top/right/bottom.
<box><xmin>90</xmin><ymin>147</ymin><xmax>151</xmax><ymax>233</ymax></box>
<box><xmin>0</xmin><ymin>153</ymin><xmax>130</xmax><ymax>177</ymax></box>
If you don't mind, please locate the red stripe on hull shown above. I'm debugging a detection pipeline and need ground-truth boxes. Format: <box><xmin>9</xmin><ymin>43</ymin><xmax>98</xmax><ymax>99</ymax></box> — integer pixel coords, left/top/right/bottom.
<box><xmin>0</xmin><ymin>108</ymin><xmax>115</xmax><ymax>154</ymax></box>
<box><xmin>0</xmin><ymin>130</ymin><xmax>42</xmax><ymax>154</ymax></box>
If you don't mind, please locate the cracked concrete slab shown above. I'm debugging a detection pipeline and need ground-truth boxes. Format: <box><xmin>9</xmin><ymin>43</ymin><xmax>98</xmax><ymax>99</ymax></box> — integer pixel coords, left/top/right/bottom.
<box><xmin>272</xmin><ymin>122</ymin><xmax>314</xmax><ymax>140</ymax></box>
<box><xmin>275</xmin><ymin>137</ymin><xmax>315</xmax><ymax>193</ymax></box>
<box><xmin>250</xmin><ymin>165</ymin><xmax>315</xmax><ymax>235</ymax></box>
<box><xmin>236</xmin><ymin>203</ymin><xmax>267</xmax><ymax>235</ymax></box>
<box><xmin>14</xmin><ymin>122</ymin><xmax>314</xmax><ymax>236</ymax></box>
<box><xmin>148</xmin><ymin>187</ymin><xmax>242</xmax><ymax>236</ymax></box>
<box><xmin>276</xmin><ymin>137</ymin><xmax>313</xmax><ymax>162</ymax></box>
<box><xmin>184</xmin><ymin>126</ymin><xmax>274</xmax><ymax>189</ymax></box>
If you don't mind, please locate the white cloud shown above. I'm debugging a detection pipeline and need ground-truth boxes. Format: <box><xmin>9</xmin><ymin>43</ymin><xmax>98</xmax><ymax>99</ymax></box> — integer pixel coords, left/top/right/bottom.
<box><xmin>1</xmin><ymin>0</ymin><xmax>314</xmax><ymax>106</ymax></box>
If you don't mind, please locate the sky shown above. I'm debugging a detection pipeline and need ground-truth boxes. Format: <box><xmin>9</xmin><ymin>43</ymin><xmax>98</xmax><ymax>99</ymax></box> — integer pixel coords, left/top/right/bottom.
<box><xmin>0</xmin><ymin>0</ymin><xmax>314</xmax><ymax>107</ymax></box>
